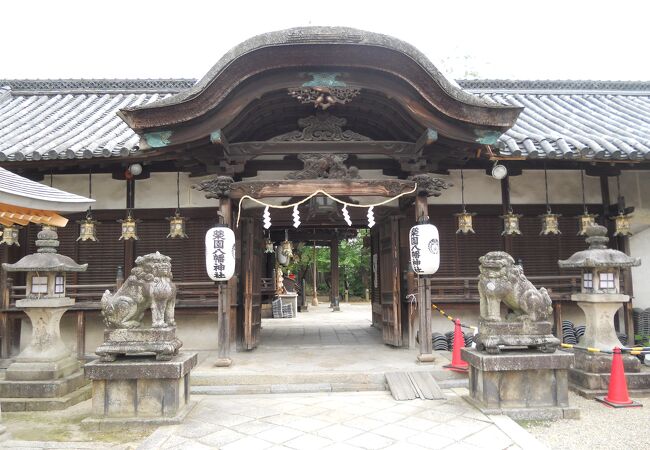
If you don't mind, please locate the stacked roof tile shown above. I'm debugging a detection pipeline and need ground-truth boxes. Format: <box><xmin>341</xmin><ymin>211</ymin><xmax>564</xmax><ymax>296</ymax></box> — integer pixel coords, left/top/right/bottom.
<box><xmin>0</xmin><ymin>78</ymin><xmax>649</xmax><ymax>162</ymax></box>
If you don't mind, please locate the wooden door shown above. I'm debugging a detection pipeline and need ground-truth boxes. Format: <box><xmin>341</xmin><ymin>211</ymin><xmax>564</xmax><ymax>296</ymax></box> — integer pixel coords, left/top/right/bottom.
<box><xmin>378</xmin><ymin>215</ymin><xmax>402</xmax><ymax>346</ymax></box>
<box><xmin>240</xmin><ymin>217</ymin><xmax>263</xmax><ymax>350</ymax></box>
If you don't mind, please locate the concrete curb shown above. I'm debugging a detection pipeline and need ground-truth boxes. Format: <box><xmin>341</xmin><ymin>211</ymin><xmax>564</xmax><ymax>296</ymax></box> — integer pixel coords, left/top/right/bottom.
<box><xmin>488</xmin><ymin>414</ymin><xmax>549</xmax><ymax>450</ymax></box>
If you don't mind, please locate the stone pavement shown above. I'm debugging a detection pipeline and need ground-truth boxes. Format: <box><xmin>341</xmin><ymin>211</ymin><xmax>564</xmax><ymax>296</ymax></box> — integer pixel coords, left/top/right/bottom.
<box><xmin>137</xmin><ymin>390</ymin><xmax>545</xmax><ymax>450</ymax></box>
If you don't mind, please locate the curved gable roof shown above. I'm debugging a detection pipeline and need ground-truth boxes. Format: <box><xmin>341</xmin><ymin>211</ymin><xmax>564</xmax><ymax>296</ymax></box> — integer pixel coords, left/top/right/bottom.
<box><xmin>118</xmin><ymin>27</ymin><xmax>522</xmax><ymax>135</ymax></box>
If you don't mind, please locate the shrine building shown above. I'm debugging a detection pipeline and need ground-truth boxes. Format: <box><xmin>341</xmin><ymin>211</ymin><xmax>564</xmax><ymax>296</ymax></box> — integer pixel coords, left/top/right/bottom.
<box><xmin>1</xmin><ymin>27</ymin><xmax>649</xmax><ymax>360</ymax></box>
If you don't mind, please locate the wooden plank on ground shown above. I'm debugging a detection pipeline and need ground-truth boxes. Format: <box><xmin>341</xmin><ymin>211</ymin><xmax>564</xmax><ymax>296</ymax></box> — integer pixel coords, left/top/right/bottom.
<box><xmin>409</xmin><ymin>371</ymin><xmax>446</xmax><ymax>400</ymax></box>
<box><xmin>385</xmin><ymin>372</ymin><xmax>417</xmax><ymax>401</ymax></box>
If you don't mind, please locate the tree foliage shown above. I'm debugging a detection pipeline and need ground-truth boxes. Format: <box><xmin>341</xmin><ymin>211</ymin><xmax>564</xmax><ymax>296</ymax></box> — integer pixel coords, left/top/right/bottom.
<box><xmin>287</xmin><ymin>229</ymin><xmax>370</xmax><ymax>296</ymax></box>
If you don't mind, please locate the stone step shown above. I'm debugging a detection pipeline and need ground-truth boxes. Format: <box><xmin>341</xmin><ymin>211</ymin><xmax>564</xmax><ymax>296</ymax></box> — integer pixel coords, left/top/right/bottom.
<box><xmin>0</xmin><ymin>383</ymin><xmax>91</xmax><ymax>412</ymax></box>
<box><xmin>0</xmin><ymin>369</ymin><xmax>88</xmax><ymax>398</ymax></box>
<box><xmin>190</xmin><ymin>369</ymin><xmax>467</xmax><ymax>395</ymax></box>
<box><xmin>192</xmin><ymin>382</ymin><xmax>387</xmax><ymax>395</ymax></box>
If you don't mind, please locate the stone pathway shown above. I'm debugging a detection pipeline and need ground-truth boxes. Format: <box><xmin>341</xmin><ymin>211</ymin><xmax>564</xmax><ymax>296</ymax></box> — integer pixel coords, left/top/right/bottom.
<box><xmin>137</xmin><ymin>390</ymin><xmax>544</xmax><ymax>450</ymax></box>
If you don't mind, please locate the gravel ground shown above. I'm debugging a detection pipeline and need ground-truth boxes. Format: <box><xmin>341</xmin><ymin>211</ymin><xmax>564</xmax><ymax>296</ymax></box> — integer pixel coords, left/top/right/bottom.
<box><xmin>522</xmin><ymin>391</ymin><xmax>650</xmax><ymax>450</ymax></box>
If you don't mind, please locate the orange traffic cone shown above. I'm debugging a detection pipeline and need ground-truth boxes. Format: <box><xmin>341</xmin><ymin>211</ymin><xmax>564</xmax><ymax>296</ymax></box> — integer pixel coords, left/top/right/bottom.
<box><xmin>443</xmin><ymin>319</ymin><xmax>469</xmax><ymax>372</ymax></box>
<box><xmin>595</xmin><ymin>347</ymin><xmax>642</xmax><ymax>408</ymax></box>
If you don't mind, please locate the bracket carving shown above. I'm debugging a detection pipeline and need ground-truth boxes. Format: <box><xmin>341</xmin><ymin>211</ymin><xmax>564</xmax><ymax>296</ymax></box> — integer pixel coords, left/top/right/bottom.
<box><xmin>409</xmin><ymin>174</ymin><xmax>452</xmax><ymax>197</ymax></box>
<box><xmin>286</xmin><ymin>154</ymin><xmax>360</xmax><ymax>180</ymax></box>
<box><xmin>192</xmin><ymin>176</ymin><xmax>235</xmax><ymax>199</ymax></box>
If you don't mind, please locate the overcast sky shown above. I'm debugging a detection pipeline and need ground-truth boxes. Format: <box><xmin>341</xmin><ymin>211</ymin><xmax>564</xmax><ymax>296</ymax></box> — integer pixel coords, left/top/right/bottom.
<box><xmin>2</xmin><ymin>0</ymin><xmax>649</xmax><ymax>81</ymax></box>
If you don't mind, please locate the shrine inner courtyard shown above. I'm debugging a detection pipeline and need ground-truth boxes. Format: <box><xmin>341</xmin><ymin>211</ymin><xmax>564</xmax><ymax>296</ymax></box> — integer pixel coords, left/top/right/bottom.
<box><xmin>1</xmin><ymin>303</ymin><xmax>648</xmax><ymax>449</ymax></box>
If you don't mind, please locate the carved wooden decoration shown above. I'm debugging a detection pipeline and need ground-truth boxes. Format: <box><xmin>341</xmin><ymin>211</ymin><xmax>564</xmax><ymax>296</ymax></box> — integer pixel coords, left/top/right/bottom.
<box><xmin>271</xmin><ymin>113</ymin><xmax>370</xmax><ymax>142</ymax></box>
<box><xmin>286</xmin><ymin>154</ymin><xmax>360</xmax><ymax>180</ymax></box>
<box><xmin>288</xmin><ymin>87</ymin><xmax>360</xmax><ymax>110</ymax></box>
<box><xmin>192</xmin><ymin>176</ymin><xmax>235</xmax><ymax>199</ymax></box>
<box><xmin>409</xmin><ymin>174</ymin><xmax>452</xmax><ymax>197</ymax></box>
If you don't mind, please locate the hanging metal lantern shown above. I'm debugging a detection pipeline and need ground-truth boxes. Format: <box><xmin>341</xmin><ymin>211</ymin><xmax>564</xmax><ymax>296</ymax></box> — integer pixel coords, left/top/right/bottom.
<box><xmin>612</xmin><ymin>213</ymin><xmax>633</xmax><ymax>237</ymax></box>
<box><xmin>540</xmin><ymin>212</ymin><xmax>561</xmax><ymax>235</ymax></box>
<box><xmin>77</xmin><ymin>209</ymin><xmax>99</xmax><ymax>242</ymax></box>
<box><xmin>409</xmin><ymin>216</ymin><xmax>440</xmax><ymax>275</ymax></box>
<box><xmin>455</xmin><ymin>169</ymin><xmax>476</xmax><ymax>234</ymax></box>
<box><xmin>118</xmin><ymin>210</ymin><xmax>139</xmax><ymax>240</ymax></box>
<box><xmin>455</xmin><ymin>210</ymin><xmax>476</xmax><ymax>234</ymax></box>
<box><xmin>205</xmin><ymin>225</ymin><xmax>236</xmax><ymax>281</ymax></box>
<box><xmin>1</xmin><ymin>224</ymin><xmax>21</xmax><ymax>246</ymax></box>
<box><xmin>166</xmin><ymin>211</ymin><xmax>188</xmax><ymax>239</ymax></box>
<box><xmin>264</xmin><ymin>238</ymin><xmax>275</xmax><ymax>254</ymax></box>
<box><xmin>501</xmin><ymin>210</ymin><xmax>522</xmax><ymax>236</ymax></box>
<box><xmin>577</xmin><ymin>212</ymin><xmax>598</xmax><ymax>236</ymax></box>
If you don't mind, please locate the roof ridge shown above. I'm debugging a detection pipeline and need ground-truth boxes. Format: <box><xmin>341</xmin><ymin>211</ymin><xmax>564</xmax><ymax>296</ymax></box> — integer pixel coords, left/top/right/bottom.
<box><xmin>458</xmin><ymin>79</ymin><xmax>650</xmax><ymax>93</ymax></box>
<box><xmin>0</xmin><ymin>79</ymin><xmax>197</xmax><ymax>94</ymax></box>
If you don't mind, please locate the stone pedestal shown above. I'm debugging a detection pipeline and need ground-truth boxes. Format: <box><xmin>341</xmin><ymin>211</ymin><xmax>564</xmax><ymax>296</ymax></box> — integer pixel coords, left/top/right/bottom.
<box><xmin>462</xmin><ymin>348</ymin><xmax>578</xmax><ymax>420</ymax></box>
<box><xmin>568</xmin><ymin>293</ymin><xmax>650</xmax><ymax>397</ymax></box>
<box><xmin>82</xmin><ymin>352</ymin><xmax>197</xmax><ymax>430</ymax></box>
<box><xmin>0</xmin><ymin>298</ymin><xmax>90</xmax><ymax>411</ymax></box>
<box><xmin>475</xmin><ymin>320</ymin><xmax>560</xmax><ymax>354</ymax></box>
<box><xmin>95</xmin><ymin>327</ymin><xmax>182</xmax><ymax>362</ymax></box>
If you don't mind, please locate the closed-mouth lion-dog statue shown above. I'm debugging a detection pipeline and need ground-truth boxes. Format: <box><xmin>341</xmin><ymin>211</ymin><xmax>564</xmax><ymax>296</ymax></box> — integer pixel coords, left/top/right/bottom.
<box><xmin>475</xmin><ymin>251</ymin><xmax>559</xmax><ymax>353</ymax></box>
<box><xmin>101</xmin><ymin>252</ymin><xmax>176</xmax><ymax>329</ymax></box>
<box><xmin>97</xmin><ymin>252</ymin><xmax>181</xmax><ymax>361</ymax></box>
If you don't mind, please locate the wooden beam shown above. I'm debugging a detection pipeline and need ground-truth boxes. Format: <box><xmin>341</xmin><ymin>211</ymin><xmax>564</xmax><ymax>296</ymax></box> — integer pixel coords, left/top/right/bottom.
<box><xmin>225</xmin><ymin>141</ymin><xmax>416</xmax><ymax>161</ymax></box>
<box><xmin>230</xmin><ymin>179</ymin><xmax>416</xmax><ymax>199</ymax></box>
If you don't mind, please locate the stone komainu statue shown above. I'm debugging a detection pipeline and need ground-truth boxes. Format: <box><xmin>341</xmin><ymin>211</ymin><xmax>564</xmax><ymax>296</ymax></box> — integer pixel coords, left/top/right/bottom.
<box><xmin>102</xmin><ymin>252</ymin><xmax>176</xmax><ymax>329</ymax></box>
<box><xmin>475</xmin><ymin>251</ymin><xmax>559</xmax><ymax>354</ymax></box>
<box><xmin>478</xmin><ymin>251</ymin><xmax>552</xmax><ymax>322</ymax></box>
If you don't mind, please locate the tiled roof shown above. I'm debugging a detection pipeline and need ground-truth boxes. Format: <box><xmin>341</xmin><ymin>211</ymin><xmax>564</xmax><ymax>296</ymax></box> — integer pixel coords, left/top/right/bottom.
<box><xmin>0</xmin><ymin>80</ymin><xmax>193</xmax><ymax>162</ymax></box>
<box><xmin>0</xmin><ymin>78</ymin><xmax>649</xmax><ymax>162</ymax></box>
<box><xmin>460</xmin><ymin>80</ymin><xmax>650</xmax><ymax>160</ymax></box>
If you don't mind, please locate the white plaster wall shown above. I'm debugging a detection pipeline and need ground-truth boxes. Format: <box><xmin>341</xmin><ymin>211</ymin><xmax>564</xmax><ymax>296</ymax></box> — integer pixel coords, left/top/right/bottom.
<box><xmin>631</xmin><ymin>227</ymin><xmax>650</xmax><ymax>309</ymax></box>
<box><xmin>510</xmin><ymin>170</ymin><xmax>601</xmax><ymax>205</ymax></box>
<box><xmin>49</xmin><ymin>174</ymin><xmax>125</xmax><ymax>209</ymax></box>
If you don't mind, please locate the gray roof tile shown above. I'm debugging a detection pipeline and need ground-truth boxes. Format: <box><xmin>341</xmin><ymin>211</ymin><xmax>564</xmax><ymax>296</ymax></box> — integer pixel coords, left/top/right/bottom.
<box><xmin>0</xmin><ymin>78</ymin><xmax>649</xmax><ymax>162</ymax></box>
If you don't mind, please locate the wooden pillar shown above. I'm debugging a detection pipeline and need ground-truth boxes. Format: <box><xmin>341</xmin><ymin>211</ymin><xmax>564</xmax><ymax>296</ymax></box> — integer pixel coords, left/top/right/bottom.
<box><xmin>311</xmin><ymin>242</ymin><xmax>319</xmax><ymax>306</ymax></box>
<box><xmin>599</xmin><ymin>175</ymin><xmax>622</xmax><ymax>333</ymax></box>
<box><xmin>124</xmin><ymin>178</ymin><xmax>136</xmax><ymax>275</ymax></box>
<box><xmin>215</xmin><ymin>196</ymin><xmax>233</xmax><ymax>367</ymax></box>
<box><xmin>0</xmin><ymin>245</ymin><xmax>10</xmax><ymax>359</ymax></box>
<box><xmin>415</xmin><ymin>193</ymin><xmax>434</xmax><ymax>362</ymax></box>
<box><xmin>330</xmin><ymin>237</ymin><xmax>340</xmax><ymax>311</ymax></box>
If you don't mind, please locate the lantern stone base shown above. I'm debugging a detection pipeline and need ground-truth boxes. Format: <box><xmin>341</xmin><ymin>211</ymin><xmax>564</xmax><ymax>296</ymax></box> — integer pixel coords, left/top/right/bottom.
<box><xmin>95</xmin><ymin>327</ymin><xmax>182</xmax><ymax>362</ymax></box>
<box><xmin>475</xmin><ymin>320</ymin><xmax>560</xmax><ymax>354</ymax></box>
<box><xmin>0</xmin><ymin>369</ymin><xmax>91</xmax><ymax>412</ymax></box>
<box><xmin>461</xmin><ymin>348</ymin><xmax>578</xmax><ymax>420</ymax></box>
<box><xmin>568</xmin><ymin>350</ymin><xmax>650</xmax><ymax>398</ymax></box>
<box><xmin>82</xmin><ymin>352</ymin><xmax>197</xmax><ymax>431</ymax></box>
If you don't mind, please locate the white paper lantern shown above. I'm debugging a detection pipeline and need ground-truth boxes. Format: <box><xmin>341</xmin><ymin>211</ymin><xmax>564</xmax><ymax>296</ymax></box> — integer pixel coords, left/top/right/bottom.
<box><xmin>205</xmin><ymin>226</ymin><xmax>236</xmax><ymax>281</ymax></box>
<box><xmin>409</xmin><ymin>221</ymin><xmax>440</xmax><ymax>275</ymax></box>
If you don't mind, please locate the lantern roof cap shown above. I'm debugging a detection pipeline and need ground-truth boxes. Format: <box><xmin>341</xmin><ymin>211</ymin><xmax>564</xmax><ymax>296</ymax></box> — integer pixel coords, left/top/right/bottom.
<box><xmin>558</xmin><ymin>224</ymin><xmax>640</xmax><ymax>269</ymax></box>
<box><xmin>2</xmin><ymin>226</ymin><xmax>87</xmax><ymax>273</ymax></box>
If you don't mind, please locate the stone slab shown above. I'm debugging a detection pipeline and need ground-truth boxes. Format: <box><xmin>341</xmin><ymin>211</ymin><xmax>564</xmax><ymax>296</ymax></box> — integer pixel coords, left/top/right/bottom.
<box><xmin>85</xmin><ymin>352</ymin><xmax>197</xmax><ymax>380</ymax></box>
<box><xmin>0</xmin><ymin>384</ymin><xmax>91</xmax><ymax>412</ymax></box>
<box><xmin>573</xmin><ymin>349</ymin><xmax>640</xmax><ymax>373</ymax></box>
<box><xmin>0</xmin><ymin>369</ymin><xmax>88</xmax><ymax>398</ymax></box>
<box><xmin>5</xmin><ymin>355</ymin><xmax>79</xmax><ymax>381</ymax></box>
<box><xmin>464</xmin><ymin>395</ymin><xmax>579</xmax><ymax>420</ymax></box>
<box><xmin>16</xmin><ymin>297</ymin><xmax>74</xmax><ymax>308</ymax></box>
<box><xmin>571</xmin><ymin>293</ymin><xmax>629</xmax><ymax>304</ymax></box>
<box><xmin>461</xmin><ymin>348</ymin><xmax>574</xmax><ymax>371</ymax></box>
<box><xmin>475</xmin><ymin>320</ymin><xmax>560</xmax><ymax>353</ymax></box>
<box><xmin>569</xmin><ymin>365</ymin><xmax>650</xmax><ymax>397</ymax></box>
<box><xmin>81</xmin><ymin>400</ymin><xmax>196</xmax><ymax>431</ymax></box>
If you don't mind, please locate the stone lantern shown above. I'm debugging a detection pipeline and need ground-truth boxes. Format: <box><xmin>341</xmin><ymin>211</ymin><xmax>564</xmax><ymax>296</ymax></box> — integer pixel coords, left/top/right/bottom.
<box><xmin>558</xmin><ymin>224</ymin><xmax>643</xmax><ymax>396</ymax></box>
<box><xmin>0</xmin><ymin>225</ymin><xmax>89</xmax><ymax>410</ymax></box>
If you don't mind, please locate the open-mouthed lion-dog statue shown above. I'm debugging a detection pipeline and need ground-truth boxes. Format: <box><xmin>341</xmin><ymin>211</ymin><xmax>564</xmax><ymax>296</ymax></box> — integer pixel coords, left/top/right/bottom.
<box><xmin>475</xmin><ymin>251</ymin><xmax>559</xmax><ymax>354</ymax></box>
